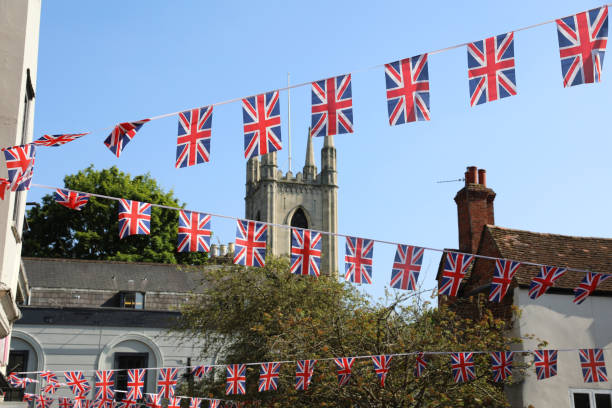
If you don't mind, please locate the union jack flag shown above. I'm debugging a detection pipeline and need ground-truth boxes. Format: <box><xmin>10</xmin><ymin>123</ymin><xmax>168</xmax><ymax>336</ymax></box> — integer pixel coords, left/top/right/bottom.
<box><xmin>145</xmin><ymin>393</ymin><xmax>162</xmax><ymax>408</ymax></box>
<box><xmin>556</xmin><ymin>6</ymin><xmax>608</xmax><ymax>87</ymax></box>
<box><xmin>94</xmin><ymin>371</ymin><xmax>114</xmax><ymax>403</ymax></box>
<box><xmin>528</xmin><ymin>266</ymin><xmax>567</xmax><ymax>299</ymax></box>
<box><xmin>311</xmin><ymin>74</ymin><xmax>353</xmax><ymax>137</ymax></box>
<box><xmin>371</xmin><ymin>355</ymin><xmax>393</xmax><ymax>387</ymax></box>
<box><xmin>2</xmin><ymin>144</ymin><xmax>36</xmax><ymax>191</ymax></box>
<box><xmin>55</xmin><ymin>189</ymin><xmax>90</xmax><ymax>211</ymax></box>
<box><xmin>126</xmin><ymin>369</ymin><xmax>145</xmax><ymax>401</ymax></box>
<box><xmin>191</xmin><ymin>365</ymin><xmax>212</xmax><ymax>379</ymax></box>
<box><xmin>490</xmin><ymin>351</ymin><xmax>514</xmax><ymax>382</ymax></box>
<box><xmin>334</xmin><ymin>357</ymin><xmax>355</xmax><ymax>387</ymax></box>
<box><xmin>35</xmin><ymin>395</ymin><xmax>53</xmax><ymax>408</ymax></box>
<box><xmin>118</xmin><ymin>199</ymin><xmax>151</xmax><ymax>239</ymax></box>
<box><xmin>167</xmin><ymin>397</ymin><xmax>181</xmax><ymax>408</ymax></box>
<box><xmin>233</xmin><ymin>220</ymin><xmax>267</xmax><ymax>267</ymax></box>
<box><xmin>34</xmin><ymin>133</ymin><xmax>89</xmax><ymax>147</ymax></box>
<box><xmin>104</xmin><ymin>120</ymin><xmax>150</xmax><ymax>158</ymax></box>
<box><xmin>188</xmin><ymin>398</ymin><xmax>201</xmax><ymax>408</ymax></box>
<box><xmin>39</xmin><ymin>371</ymin><xmax>58</xmax><ymax>384</ymax></box>
<box><xmin>208</xmin><ymin>400</ymin><xmax>220</xmax><ymax>408</ymax></box>
<box><xmin>43</xmin><ymin>381</ymin><xmax>60</xmax><ymax>394</ymax></box>
<box><xmin>65</xmin><ymin>371</ymin><xmax>91</xmax><ymax>398</ymax></box>
<box><xmin>295</xmin><ymin>360</ymin><xmax>316</xmax><ymax>391</ymax></box>
<box><xmin>8</xmin><ymin>373</ymin><xmax>34</xmax><ymax>389</ymax></box>
<box><xmin>59</xmin><ymin>398</ymin><xmax>74</xmax><ymax>408</ymax></box>
<box><xmin>242</xmin><ymin>91</ymin><xmax>282</xmax><ymax>159</ymax></box>
<box><xmin>0</xmin><ymin>178</ymin><xmax>9</xmax><ymax>200</ymax></box>
<box><xmin>384</xmin><ymin>55</ymin><xmax>430</xmax><ymax>125</ymax></box>
<box><xmin>414</xmin><ymin>353</ymin><xmax>427</xmax><ymax>378</ymax></box>
<box><xmin>226</xmin><ymin>364</ymin><xmax>246</xmax><ymax>395</ymax></box>
<box><xmin>438</xmin><ymin>252</ymin><xmax>474</xmax><ymax>297</ymax></box>
<box><xmin>534</xmin><ymin>350</ymin><xmax>558</xmax><ymax>380</ymax></box>
<box><xmin>579</xmin><ymin>348</ymin><xmax>608</xmax><ymax>383</ymax></box>
<box><xmin>176</xmin><ymin>106</ymin><xmax>213</xmax><ymax>168</ymax></box>
<box><xmin>573</xmin><ymin>272</ymin><xmax>611</xmax><ymax>304</ymax></box>
<box><xmin>177</xmin><ymin>210</ymin><xmax>212</xmax><ymax>253</ymax></box>
<box><xmin>467</xmin><ymin>32</ymin><xmax>516</xmax><ymax>106</ymax></box>
<box><xmin>258</xmin><ymin>362</ymin><xmax>280</xmax><ymax>392</ymax></box>
<box><xmin>290</xmin><ymin>228</ymin><xmax>322</xmax><ymax>277</ymax></box>
<box><xmin>489</xmin><ymin>259</ymin><xmax>521</xmax><ymax>302</ymax></box>
<box><xmin>345</xmin><ymin>237</ymin><xmax>374</xmax><ymax>284</ymax></box>
<box><xmin>450</xmin><ymin>352</ymin><xmax>476</xmax><ymax>383</ymax></box>
<box><xmin>157</xmin><ymin>368</ymin><xmax>178</xmax><ymax>399</ymax></box>
<box><xmin>390</xmin><ymin>245</ymin><xmax>424</xmax><ymax>290</ymax></box>
<box><xmin>23</xmin><ymin>393</ymin><xmax>35</xmax><ymax>403</ymax></box>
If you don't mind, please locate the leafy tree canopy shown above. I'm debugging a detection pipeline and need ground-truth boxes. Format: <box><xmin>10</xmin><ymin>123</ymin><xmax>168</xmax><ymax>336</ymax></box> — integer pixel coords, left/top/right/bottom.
<box><xmin>23</xmin><ymin>165</ymin><xmax>207</xmax><ymax>265</ymax></box>
<box><xmin>176</xmin><ymin>258</ymin><xmax>525</xmax><ymax>407</ymax></box>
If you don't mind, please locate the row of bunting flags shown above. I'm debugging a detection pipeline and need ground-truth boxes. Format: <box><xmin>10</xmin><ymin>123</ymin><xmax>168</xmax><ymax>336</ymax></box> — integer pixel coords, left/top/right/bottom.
<box><xmin>7</xmin><ymin>347</ymin><xmax>610</xmax><ymax>407</ymax></box>
<box><xmin>10</xmin><ymin>183</ymin><xmax>612</xmax><ymax>306</ymax></box>
<box><xmin>0</xmin><ymin>6</ymin><xmax>608</xmax><ymax>167</ymax></box>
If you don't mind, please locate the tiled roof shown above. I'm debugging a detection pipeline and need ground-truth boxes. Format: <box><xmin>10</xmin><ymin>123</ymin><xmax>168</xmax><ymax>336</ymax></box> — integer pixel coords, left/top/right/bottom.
<box><xmin>485</xmin><ymin>225</ymin><xmax>612</xmax><ymax>292</ymax></box>
<box><xmin>22</xmin><ymin>257</ymin><xmax>212</xmax><ymax>293</ymax></box>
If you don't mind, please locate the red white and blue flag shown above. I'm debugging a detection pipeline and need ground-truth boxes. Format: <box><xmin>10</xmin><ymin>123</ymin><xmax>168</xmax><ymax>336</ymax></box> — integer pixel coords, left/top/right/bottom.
<box><xmin>0</xmin><ymin>178</ymin><xmax>9</xmax><ymax>200</ymax></box>
<box><xmin>94</xmin><ymin>370</ymin><xmax>115</xmax><ymax>404</ymax></box>
<box><xmin>451</xmin><ymin>352</ymin><xmax>476</xmax><ymax>383</ymax></box>
<box><xmin>371</xmin><ymin>355</ymin><xmax>393</xmax><ymax>387</ymax></box>
<box><xmin>489</xmin><ymin>259</ymin><xmax>521</xmax><ymax>302</ymax></box>
<box><xmin>191</xmin><ymin>365</ymin><xmax>212</xmax><ymax>379</ymax></box>
<box><xmin>295</xmin><ymin>360</ymin><xmax>316</xmax><ymax>391</ymax></box>
<box><xmin>384</xmin><ymin>55</ymin><xmax>430</xmax><ymax>125</ymax></box>
<box><xmin>40</xmin><ymin>371</ymin><xmax>58</xmax><ymax>385</ymax></box>
<box><xmin>242</xmin><ymin>91</ymin><xmax>282</xmax><ymax>159</ymax></box>
<box><xmin>35</xmin><ymin>395</ymin><xmax>53</xmax><ymax>408</ymax></box>
<box><xmin>345</xmin><ymin>237</ymin><xmax>374</xmax><ymax>284</ymax></box>
<box><xmin>118</xmin><ymin>199</ymin><xmax>151</xmax><ymax>239</ymax></box>
<box><xmin>126</xmin><ymin>369</ymin><xmax>145</xmax><ymax>401</ymax></box>
<box><xmin>208</xmin><ymin>401</ymin><xmax>220</xmax><ymax>408</ymax></box>
<box><xmin>177</xmin><ymin>210</ymin><xmax>212</xmax><ymax>253</ymax></box>
<box><xmin>167</xmin><ymin>397</ymin><xmax>181</xmax><ymax>408</ymax></box>
<box><xmin>55</xmin><ymin>189</ymin><xmax>90</xmax><ymax>211</ymax></box>
<box><xmin>334</xmin><ymin>357</ymin><xmax>355</xmax><ymax>387</ymax></box>
<box><xmin>145</xmin><ymin>394</ymin><xmax>162</xmax><ymax>408</ymax></box>
<box><xmin>8</xmin><ymin>373</ymin><xmax>34</xmax><ymax>389</ymax></box>
<box><xmin>64</xmin><ymin>371</ymin><xmax>91</xmax><ymax>398</ymax></box>
<box><xmin>157</xmin><ymin>368</ymin><xmax>178</xmax><ymax>399</ymax></box>
<box><xmin>556</xmin><ymin>6</ymin><xmax>608</xmax><ymax>87</ymax></box>
<box><xmin>34</xmin><ymin>133</ymin><xmax>88</xmax><ymax>147</ymax></box>
<box><xmin>3</xmin><ymin>144</ymin><xmax>36</xmax><ymax>191</ymax></box>
<box><xmin>176</xmin><ymin>106</ymin><xmax>213</xmax><ymax>168</ymax></box>
<box><xmin>290</xmin><ymin>228</ymin><xmax>322</xmax><ymax>277</ymax></box>
<box><xmin>439</xmin><ymin>252</ymin><xmax>474</xmax><ymax>297</ymax></box>
<box><xmin>534</xmin><ymin>350</ymin><xmax>558</xmax><ymax>380</ymax></box>
<box><xmin>467</xmin><ymin>32</ymin><xmax>516</xmax><ymax>106</ymax></box>
<box><xmin>188</xmin><ymin>398</ymin><xmax>201</xmax><ymax>408</ymax></box>
<box><xmin>43</xmin><ymin>381</ymin><xmax>60</xmax><ymax>394</ymax></box>
<box><xmin>58</xmin><ymin>398</ymin><xmax>74</xmax><ymax>408</ymax></box>
<box><xmin>226</xmin><ymin>364</ymin><xmax>246</xmax><ymax>395</ymax></box>
<box><xmin>573</xmin><ymin>272</ymin><xmax>611</xmax><ymax>304</ymax></box>
<box><xmin>104</xmin><ymin>120</ymin><xmax>150</xmax><ymax>158</ymax></box>
<box><xmin>579</xmin><ymin>348</ymin><xmax>607</xmax><ymax>383</ymax></box>
<box><xmin>258</xmin><ymin>362</ymin><xmax>281</xmax><ymax>392</ymax></box>
<box><xmin>311</xmin><ymin>74</ymin><xmax>353</xmax><ymax>137</ymax></box>
<box><xmin>529</xmin><ymin>266</ymin><xmax>567</xmax><ymax>299</ymax></box>
<box><xmin>23</xmin><ymin>393</ymin><xmax>36</xmax><ymax>403</ymax></box>
<box><xmin>233</xmin><ymin>220</ymin><xmax>267</xmax><ymax>267</ymax></box>
<box><xmin>414</xmin><ymin>353</ymin><xmax>427</xmax><ymax>378</ymax></box>
<box><xmin>490</xmin><ymin>351</ymin><xmax>514</xmax><ymax>382</ymax></box>
<box><xmin>390</xmin><ymin>245</ymin><xmax>424</xmax><ymax>290</ymax></box>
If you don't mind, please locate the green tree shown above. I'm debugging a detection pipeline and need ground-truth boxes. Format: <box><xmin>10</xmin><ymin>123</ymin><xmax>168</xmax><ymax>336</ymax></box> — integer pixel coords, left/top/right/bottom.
<box><xmin>176</xmin><ymin>257</ymin><xmax>525</xmax><ymax>407</ymax></box>
<box><xmin>23</xmin><ymin>165</ymin><xmax>207</xmax><ymax>264</ymax></box>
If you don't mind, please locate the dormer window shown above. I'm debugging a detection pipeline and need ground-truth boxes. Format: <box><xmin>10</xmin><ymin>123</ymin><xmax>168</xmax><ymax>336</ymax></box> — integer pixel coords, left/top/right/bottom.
<box><xmin>120</xmin><ymin>292</ymin><xmax>144</xmax><ymax>309</ymax></box>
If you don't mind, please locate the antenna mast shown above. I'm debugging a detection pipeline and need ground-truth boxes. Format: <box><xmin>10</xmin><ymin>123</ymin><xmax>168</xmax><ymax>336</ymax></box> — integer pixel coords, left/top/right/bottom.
<box><xmin>287</xmin><ymin>72</ymin><xmax>292</xmax><ymax>173</ymax></box>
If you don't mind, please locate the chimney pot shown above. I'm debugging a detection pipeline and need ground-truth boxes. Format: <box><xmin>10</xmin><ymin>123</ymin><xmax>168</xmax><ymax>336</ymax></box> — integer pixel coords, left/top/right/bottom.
<box><xmin>478</xmin><ymin>169</ymin><xmax>487</xmax><ymax>186</ymax></box>
<box><xmin>466</xmin><ymin>166</ymin><xmax>478</xmax><ymax>185</ymax></box>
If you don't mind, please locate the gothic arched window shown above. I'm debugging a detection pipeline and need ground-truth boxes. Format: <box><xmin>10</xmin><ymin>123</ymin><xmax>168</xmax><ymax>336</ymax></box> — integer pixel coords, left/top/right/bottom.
<box><xmin>290</xmin><ymin>208</ymin><xmax>308</xmax><ymax>229</ymax></box>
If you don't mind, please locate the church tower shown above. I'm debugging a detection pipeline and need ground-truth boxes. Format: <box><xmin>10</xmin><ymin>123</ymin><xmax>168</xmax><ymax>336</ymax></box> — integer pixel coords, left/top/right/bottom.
<box><xmin>245</xmin><ymin>130</ymin><xmax>338</xmax><ymax>276</ymax></box>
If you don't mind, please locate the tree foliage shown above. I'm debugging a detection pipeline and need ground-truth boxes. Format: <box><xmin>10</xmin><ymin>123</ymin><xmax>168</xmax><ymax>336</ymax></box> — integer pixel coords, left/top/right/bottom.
<box><xmin>23</xmin><ymin>165</ymin><xmax>207</xmax><ymax>264</ymax></box>
<box><xmin>176</xmin><ymin>257</ymin><xmax>524</xmax><ymax>407</ymax></box>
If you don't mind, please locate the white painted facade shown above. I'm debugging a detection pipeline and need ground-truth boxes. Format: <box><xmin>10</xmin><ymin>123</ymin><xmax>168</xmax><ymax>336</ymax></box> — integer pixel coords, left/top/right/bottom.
<box><xmin>507</xmin><ymin>288</ymin><xmax>612</xmax><ymax>408</ymax></box>
<box><xmin>0</xmin><ymin>0</ymin><xmax>41</xmax><ymax>374</ymax></box>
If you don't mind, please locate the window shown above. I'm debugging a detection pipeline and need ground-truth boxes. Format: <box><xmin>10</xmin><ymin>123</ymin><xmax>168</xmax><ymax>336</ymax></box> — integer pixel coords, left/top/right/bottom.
<box><xmin>290</xmin><ymin>208</ymin><xmax>308</xmax><ymax>229</ymax></box>
<box><xmin>120</xmin><ymin>292</ymin><xmax>145</xmax><ymax>309</ymax></box>
<box><xmin>571</xmin><ymin>389</ymin><xmax>612</xmax><ymax>408</ymax></box>
<box><xmin>113</xmin><ymin>353</ymin><xmax>148</xmax><ymax>400</ymax></box>
<box><xmin>5</xmin><ymin>350</ymin><xmax>29</xmax><ymax>401</ymax></box>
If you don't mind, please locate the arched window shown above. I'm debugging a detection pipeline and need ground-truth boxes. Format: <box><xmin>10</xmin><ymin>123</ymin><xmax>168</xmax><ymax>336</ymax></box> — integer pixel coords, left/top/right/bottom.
<box><xmin>290</xmin><ymin>208</ymin><xmax>308</xmax><ymax>229</ymax></box>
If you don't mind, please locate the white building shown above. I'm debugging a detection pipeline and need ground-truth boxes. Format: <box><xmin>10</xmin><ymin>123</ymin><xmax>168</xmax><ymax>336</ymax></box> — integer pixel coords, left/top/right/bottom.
<box><xmin>0</xmin><ymin>0</ymin><xmax>42</xmax><ymax>380</ymax></box>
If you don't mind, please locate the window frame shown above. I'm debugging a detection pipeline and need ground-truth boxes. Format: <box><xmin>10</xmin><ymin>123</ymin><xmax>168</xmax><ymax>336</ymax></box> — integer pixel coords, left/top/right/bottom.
<box><xmin>569</xmin><ymin>388</ymin><xmax>612</xmax><ymax>408</ymax></box>
<box><xmin>119</xmin><ymin>291</ymin><xmax>145</xmax><ymax>309</ymax></box>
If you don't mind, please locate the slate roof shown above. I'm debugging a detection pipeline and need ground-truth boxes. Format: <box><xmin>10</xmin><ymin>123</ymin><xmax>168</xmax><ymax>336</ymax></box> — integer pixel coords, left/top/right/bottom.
<box><xmin>22</xmin><ymin>257</ymin><xmax>211</xmax><ymax>293</ymax></box>
<box><xmin>485</xmin><ymin>225</ymin><xmax>612</xmax><ymax>292</ymax></box>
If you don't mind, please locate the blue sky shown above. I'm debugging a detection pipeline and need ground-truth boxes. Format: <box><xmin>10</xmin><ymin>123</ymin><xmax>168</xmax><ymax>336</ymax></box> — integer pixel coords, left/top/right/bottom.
<box><xmin>29</xmin><ymin>0</ymin><xmax>612</xmax><ymax>302</ymax></box>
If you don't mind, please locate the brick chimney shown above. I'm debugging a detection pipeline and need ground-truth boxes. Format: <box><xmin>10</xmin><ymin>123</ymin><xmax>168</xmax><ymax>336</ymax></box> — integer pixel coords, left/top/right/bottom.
<box><xmin>454</xmin><ymin>166</ymin><xmax>496</xmax><ymax>254</ymax></box>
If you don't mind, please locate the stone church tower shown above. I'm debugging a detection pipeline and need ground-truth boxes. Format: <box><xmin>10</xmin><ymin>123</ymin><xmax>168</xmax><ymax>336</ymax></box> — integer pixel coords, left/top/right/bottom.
<box><xmin>245</xmin><ymin>131</ymin><xmax>338</xmax><ymax>275</ymax></box>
